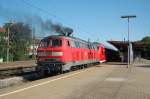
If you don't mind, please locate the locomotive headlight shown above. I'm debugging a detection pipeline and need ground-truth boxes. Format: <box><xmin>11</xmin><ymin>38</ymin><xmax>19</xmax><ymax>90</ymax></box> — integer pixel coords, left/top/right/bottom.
<box><xmin>51</xmin><ymin>52</ymin><xmax>63</xmax><ymax>56</ymax></box>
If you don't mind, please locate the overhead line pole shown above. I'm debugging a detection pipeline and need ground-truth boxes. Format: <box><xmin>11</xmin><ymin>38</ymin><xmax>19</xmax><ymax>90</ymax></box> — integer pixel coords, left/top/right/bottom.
<box><xmin>6</xmin><ymin>26</ymin><xmax>10</xmax><ymax>63</ymax></box>
<box><xmin>6</xmin><ymin>22</ymin><xmax>13</xmax><ymax>62</ymax></box>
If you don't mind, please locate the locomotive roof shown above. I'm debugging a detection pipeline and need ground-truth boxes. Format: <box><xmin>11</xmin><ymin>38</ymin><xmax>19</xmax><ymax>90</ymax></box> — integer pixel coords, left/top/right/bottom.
<box><xmin>42</xmin><ymin>35</ymin><xmax>89</xmax><ymax>43</ymax></box>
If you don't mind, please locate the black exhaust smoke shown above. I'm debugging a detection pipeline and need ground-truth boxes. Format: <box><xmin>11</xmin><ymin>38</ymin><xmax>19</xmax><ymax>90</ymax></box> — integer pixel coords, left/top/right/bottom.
<box><xmin>0</xmin><ymin>5</ymin><xmax>73</xmax><ymax>36</ymax></box>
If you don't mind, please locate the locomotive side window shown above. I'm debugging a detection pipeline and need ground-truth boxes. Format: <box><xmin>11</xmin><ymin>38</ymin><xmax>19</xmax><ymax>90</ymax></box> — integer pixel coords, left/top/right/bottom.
<box><xmin>88</xmin><ymin>44</ymin><xmax>93</xmax><ymax>49</ymax></box>
<box><xmin>70</xmin><ymin>40</ymin><xmax>76</xmax><ymax>47</ymax></box>
<box><xmin>75</xmin><ymin>41</ymin><xmax>80</xmax><ymax>48</ymax></box>
<box><xmin>67</xmin><ymin>40</ymin><xmax>70</xmax><ymax>47</ymax></box>
<box><xmin>79</xmin><ymin>43</ymin><xmax>82</xmax><ymax>48</ymax></box>
<box><xmin>78</xmin><ymin>42</ymin><xmax>81</xmax><ymax>48</ymax></box>
<box><xmin>74</xmin><ymin>42</ymin><xmax>78</xmax><ymax>48</ymax></box>
<box><xmin>85</xmin><ymin>43</ymin><xmax>89</xmax><ymax>49</ymax></box>
<box><xmin>91</xmin><ymin>45</ymin><xmax>93</xmax><ymax>49</ymax></box>
<box><xmin>81</xmin><ymin>43</ymin><xmax>87</xmax><ymax>48</ymax></box>
<box><xmin>86</xmin><ymin>44</ymin><xmax>89</xmax><ymax>49</ymax></box>
<box><xmin>93</xmin><ymin>45</ymin><xmax>95</xmax><ymax>49</ymax></box>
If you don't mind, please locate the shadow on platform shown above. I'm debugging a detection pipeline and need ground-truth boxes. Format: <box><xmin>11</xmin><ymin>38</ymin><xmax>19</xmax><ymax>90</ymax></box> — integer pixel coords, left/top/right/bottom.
<box><xmin>106</xmin><ymin>62</ymin><xmax>128</xmax><ymax>66</ymax></box>
<box><xmin>137</xmin><ymin>65</ymin><xmax>150</xmax><ymax>68</ymax></box>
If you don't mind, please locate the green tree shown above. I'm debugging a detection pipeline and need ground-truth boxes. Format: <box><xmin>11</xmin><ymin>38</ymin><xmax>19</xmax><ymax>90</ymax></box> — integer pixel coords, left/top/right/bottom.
<box><xmin>141</xmin><ymin>36</ymin><xmax>150</xmax><ymax>42</ymax></box>
<box><xmin>0</xmin><ymin>31</ymin><xmax>7</xmax><ymax>61</ymax></box>
<box><xmin>3</xmin><ymin>22</ymin><xmax>32</xmax><ymax>61</ymax></box>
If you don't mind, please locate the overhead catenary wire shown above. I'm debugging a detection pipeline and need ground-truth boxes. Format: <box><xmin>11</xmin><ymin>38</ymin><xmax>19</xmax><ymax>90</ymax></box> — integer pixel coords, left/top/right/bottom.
<box><xmin>21</xmin><ymin>0</ymin><xmax>58</xmax><ymax>19</ymax></box>
<box><xmin>20</xmin><ymin>0</ymin><xmax>91</xmax><ymax>39</ymax></box>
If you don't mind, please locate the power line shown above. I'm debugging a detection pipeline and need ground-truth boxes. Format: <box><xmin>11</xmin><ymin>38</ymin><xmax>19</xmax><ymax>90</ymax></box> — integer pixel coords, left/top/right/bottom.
<box><xmin>21</xmin><ymin>0</ymin><xmax>58</xmax><ymax>19</ymax></box>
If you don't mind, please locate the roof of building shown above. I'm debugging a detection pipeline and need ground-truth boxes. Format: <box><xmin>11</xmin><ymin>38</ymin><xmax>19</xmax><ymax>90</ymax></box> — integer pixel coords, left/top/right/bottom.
<box><xmin>0</xmin><ymin>27</ymin><xmax>6</xmax><ymax>33</ymax></box>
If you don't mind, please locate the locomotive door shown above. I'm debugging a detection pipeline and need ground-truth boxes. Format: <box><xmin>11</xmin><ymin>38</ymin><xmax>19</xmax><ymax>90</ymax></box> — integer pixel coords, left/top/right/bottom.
<box><xmin>66</xmin><ymin>39</ymin><xmax>74</xmax><ymax>62</ymax></box>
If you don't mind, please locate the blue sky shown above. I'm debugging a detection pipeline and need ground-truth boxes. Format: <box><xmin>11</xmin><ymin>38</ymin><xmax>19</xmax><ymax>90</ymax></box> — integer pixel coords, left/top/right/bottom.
<box><xmin>0</xmin><ymin>0</ymin><xmax>150</xmax><ymax>43</ymax></box>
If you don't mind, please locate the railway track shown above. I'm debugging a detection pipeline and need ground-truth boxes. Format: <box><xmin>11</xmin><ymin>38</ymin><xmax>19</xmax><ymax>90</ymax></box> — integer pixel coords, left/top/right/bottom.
<box><xmin>0</xmin><ymin>61</ymin><xmax>36</xmax><ymax>79</ymax></box>
<box><xmin>0</xmin><ymin>66</ymin><xmax>36</xmax><ymax>79</ymax></box>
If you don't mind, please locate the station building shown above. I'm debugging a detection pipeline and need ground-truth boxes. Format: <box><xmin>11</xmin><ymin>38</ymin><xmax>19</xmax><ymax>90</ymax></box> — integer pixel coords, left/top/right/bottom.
<box><xmin>108</xmin><ymin>40</ymin><xmax>150</xmax><ymax>62</ymax></box>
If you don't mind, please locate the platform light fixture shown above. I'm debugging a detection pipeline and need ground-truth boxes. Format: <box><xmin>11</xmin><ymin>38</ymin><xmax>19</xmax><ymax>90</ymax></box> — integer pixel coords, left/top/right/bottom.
<box><xmin>121</xmin><ymin>15</ymin><xmax>136</xmax><ymax>68</ymax></box>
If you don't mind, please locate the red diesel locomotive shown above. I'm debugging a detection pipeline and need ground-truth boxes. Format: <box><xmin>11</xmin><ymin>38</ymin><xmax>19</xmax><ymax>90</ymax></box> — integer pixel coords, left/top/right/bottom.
<box><xmin>36</xmin><ymin>35</ymin><xmax>106</xmax><ymax>75</ymax></box>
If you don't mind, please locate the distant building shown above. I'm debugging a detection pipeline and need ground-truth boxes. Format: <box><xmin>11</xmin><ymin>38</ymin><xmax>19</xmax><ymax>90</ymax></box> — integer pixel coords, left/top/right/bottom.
<box><xmin>27</xmin><ymin>38</ymin><xmax>40</xmax><ymax>56</ymax></box>
<box><xmin>27</xmin><ymin>45</ymin><xmax>38</xmax><ymax>56</ymax></box>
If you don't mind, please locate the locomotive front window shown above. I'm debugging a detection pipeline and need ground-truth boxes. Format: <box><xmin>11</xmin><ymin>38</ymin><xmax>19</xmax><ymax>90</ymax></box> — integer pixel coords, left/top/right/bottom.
<box><xmin>48</xmin><ymin>39</ymin><xmax>62</xmax><ymax>47</ymax></box>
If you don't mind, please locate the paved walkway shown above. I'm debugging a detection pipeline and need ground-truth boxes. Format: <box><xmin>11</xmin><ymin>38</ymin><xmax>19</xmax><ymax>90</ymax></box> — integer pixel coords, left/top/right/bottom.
<box><xmin>0</xmin><ymin>63</ymin><xmax>150</xmax><ymax>99</ymax></box>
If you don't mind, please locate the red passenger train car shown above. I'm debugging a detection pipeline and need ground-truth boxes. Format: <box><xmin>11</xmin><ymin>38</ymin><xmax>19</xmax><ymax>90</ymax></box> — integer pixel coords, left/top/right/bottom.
<box><xmin>36</xmin><ymin>35</ymin><xmax>106</xmax><ymax>75</ymax></box>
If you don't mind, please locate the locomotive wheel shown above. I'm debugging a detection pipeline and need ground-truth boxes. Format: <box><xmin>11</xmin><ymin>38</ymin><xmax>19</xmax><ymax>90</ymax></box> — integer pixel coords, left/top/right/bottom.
<box><xmin>84</xmin><ymin>64</ymin><xmax>88</xmax><ymax>68</ymax></box>
<box><xmin>37</xmin><ymin>69</ymin><xmax>46</xmax><ymax>78</ymax></box>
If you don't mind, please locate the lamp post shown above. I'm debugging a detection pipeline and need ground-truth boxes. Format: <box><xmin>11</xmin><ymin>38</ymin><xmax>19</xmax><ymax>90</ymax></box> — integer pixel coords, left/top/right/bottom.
<box><xmin>121</xmin><ymin>15</ymin><xmax>136</xmax><ymax>68</ymax></box>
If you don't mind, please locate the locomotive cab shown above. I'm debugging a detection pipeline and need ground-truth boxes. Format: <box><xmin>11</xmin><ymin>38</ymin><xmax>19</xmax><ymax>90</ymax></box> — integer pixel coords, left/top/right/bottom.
<box><xmin>37</xmin><ymin>37</ymin><xmax>64</xmax><ymax>64</ymax></box>
<box><xmin>36</xmin><ymin>36</ymin><xmax>66</xmax><ymax>74</ymax></box>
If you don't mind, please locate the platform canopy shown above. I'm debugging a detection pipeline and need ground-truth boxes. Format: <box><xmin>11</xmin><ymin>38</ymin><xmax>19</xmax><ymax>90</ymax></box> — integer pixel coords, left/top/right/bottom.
<box><xmin>108</xmin><ymin>41</ymin><xmax>150</xmax><ymax>52</ymax></box>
